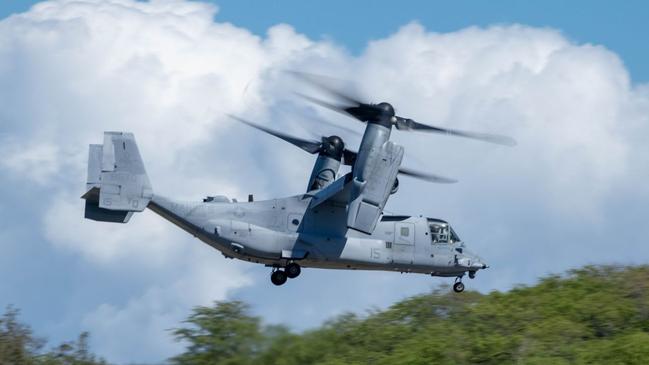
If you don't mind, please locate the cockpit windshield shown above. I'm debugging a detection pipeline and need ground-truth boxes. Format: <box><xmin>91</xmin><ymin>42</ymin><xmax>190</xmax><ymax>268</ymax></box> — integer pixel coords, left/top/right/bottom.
<box><xmin>450</xmin><ymin>227</ymin><xmax>461</xmax><ymax>243</ymax></box>
<box><xmin>428</xmin><ymin>219</ymin><xmax>461</xmax><ymax>244</ymax></box>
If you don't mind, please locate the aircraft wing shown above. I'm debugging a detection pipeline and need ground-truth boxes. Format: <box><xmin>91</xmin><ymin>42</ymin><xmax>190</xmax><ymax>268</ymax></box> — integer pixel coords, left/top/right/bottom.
<box><xmin>308</xmin><ymin>173</ymin><xmax>353</xmax><ymax>209</ymax></box>
<box><xmin>299</xmin><ymin>173</ymin><xmax>353</xmax><ymax>237</ymax></box>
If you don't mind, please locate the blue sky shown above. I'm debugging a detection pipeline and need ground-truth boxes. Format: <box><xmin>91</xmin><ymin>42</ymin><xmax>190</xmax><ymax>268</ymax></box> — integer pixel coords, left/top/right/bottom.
<box><xmin>1</xmin><ymin>1</ymin><xmax>649</xmax><ymax>364</ymax></box>
<box><xmin>3</xmin><ymin>0</ymin><xmax>649</xmax><ymax>82</ymax></box>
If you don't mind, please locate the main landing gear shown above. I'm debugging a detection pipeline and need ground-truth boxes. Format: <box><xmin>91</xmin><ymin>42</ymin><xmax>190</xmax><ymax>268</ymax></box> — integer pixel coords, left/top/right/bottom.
<box><xmin>453</xmin><ymin>276</ymin><xmax>465</xmax><ymax>293</ymax></box>
<box><xmin>285</xmin><ymin>262</ymin><xmax>301</xmax><ymax>279</ymax></box>
<box><xmin>270</xmin><ymin>262</ymin><xmax>301</xmax><ymax>286</ymax></box>
<box><xmin>270</xmin><ymin>270</ymin><xmax>287</xmax><ymax>286</ymax></box>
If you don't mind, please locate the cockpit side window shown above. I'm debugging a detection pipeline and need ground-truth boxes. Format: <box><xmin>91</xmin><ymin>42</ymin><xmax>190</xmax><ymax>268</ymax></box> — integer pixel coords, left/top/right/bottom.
<box><xmin>429</xmin><ymin>223</ymin><xmax>449</xmax><ymax>243</ymax></box>
<box><xmin>428</xmin><ymin>221</ymin><xmax>462</xmax><ymax>244</ymax></box>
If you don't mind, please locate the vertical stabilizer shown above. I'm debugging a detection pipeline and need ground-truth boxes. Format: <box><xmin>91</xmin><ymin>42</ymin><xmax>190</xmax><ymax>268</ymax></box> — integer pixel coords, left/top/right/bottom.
<box><xmin>82</xmin><ymin>132</ymin><xmax>153</xmax><ymax>223</ymax></box>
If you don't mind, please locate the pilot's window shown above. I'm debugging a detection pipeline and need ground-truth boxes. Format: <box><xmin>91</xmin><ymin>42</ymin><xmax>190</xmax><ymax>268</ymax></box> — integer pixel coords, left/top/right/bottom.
<box><xmin>429</xmin><ymin>223</ymin><xmax>449</xmax><ymax>243</ymax></box>
<box><xmin>400</xmin><ymin>227</ymin><xmax>410</xmax><ymax>237</ymax></box>
<box><xmin>450</xmin><ymin>228</ymin><xmax>461</xmax><ymax>243</ymax></box>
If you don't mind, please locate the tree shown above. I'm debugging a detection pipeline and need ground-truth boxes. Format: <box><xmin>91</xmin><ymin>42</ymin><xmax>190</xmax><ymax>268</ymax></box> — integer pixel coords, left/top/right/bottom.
<box><xmin>40</xmin><ymin>332</ymin><xmax>107</xmax><ymax>365</ymax></box>
<box><xmin>0</xmin><ymin>306</ymin><xmax>43</xmax><ymax>365</ymax></box>
<box><xmin>172</xmin><ymin>266</ymin><xmax>649</xmax><ymax>365</ymax></box>
<box><xmin>0</xmin><ymin>306</ymin><xmax>106</xmax><ymax>365</ymax></box>
<box><xmin>171</xmin><ymin>301</ymin><xmax>263</xmax><ymax>365</ymax></box>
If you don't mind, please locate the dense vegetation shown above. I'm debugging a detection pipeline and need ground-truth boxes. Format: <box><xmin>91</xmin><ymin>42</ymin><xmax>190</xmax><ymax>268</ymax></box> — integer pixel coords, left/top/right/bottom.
<box><xmin>171</xmin><ymin>266</ymin><xmax>649</xmax><ymax>365</ymax></box>
<box><xmin>0</xmin><ymin>307</ymin><xmax>105</xmax><ymax>365</ymax></box>
<box><xmin>3</xmin><ymin>265</ymin><xmax>649</xmax><ymax>364</ymax></box>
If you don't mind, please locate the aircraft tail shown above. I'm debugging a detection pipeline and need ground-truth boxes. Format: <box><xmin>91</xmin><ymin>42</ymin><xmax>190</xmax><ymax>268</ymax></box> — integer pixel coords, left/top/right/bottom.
<box><xmin>82</xmin><ymin>132</ymin><xmax>153</xmax><ymax>223</ymax></box>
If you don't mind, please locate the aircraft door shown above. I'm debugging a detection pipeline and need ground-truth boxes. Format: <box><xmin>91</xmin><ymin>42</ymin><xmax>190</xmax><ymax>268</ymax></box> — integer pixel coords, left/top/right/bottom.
<box><xmin>392</xmin><ymin>222</ymin><xmax>415</xmax><ymax>265</ymax></box>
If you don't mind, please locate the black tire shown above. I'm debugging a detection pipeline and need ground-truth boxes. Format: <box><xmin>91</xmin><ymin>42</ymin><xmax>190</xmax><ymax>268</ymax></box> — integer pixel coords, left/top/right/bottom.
<box><xmin>271</xmin><ymin>270</ymin><xmax>287</xmax><ymax>286</ymax></box>
<box><xmin>285</xmin><ymin>263</ymin><xmax>301</xmax><ymax>279</ymax></box>
<box><xmin>453</xmin><ymin>282</ymin><xmax>465</xmax><ymax>293</ymax></box>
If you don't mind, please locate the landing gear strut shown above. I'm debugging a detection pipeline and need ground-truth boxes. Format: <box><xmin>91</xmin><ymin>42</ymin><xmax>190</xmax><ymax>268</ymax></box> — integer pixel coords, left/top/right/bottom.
<box><xmin>453</xmin><ymin>277</ymin><xmax>465</xmax><ymax>293</ymax></box>
<box><xmin>270</xmin><ymin>269</ymin><xmax>287</xmax><ymax>286</ymax></box>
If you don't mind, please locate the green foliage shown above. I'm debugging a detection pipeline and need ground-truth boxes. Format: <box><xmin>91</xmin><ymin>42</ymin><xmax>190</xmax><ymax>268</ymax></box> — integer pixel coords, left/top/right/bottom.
<box><xmin>38</xmin><ymin>332</ymin><xmax>106</xmax><ymax>365</ymax></box>
<box><xmin>5</xmin><ymin>265</ymin><xmax>649</xmax><ymax>364</ymax></box>
<box><xmin>173</xmin><ymin>265</ymin><xmax>649</xmax><ymax>365</ymax></box>
<box><xmin>0</xmin><ymin>306</ymin><xmax>43</xmax><ymax>365</ymax></box>
<box><xmin>0</xmin><ymin>307</ymin><xmax>105</xmax><ymax>365</ymax></box>
<box><xmin>171</xmin><ymin>301</ymin><xmax>263</xmax><ymax>365</ymax></box>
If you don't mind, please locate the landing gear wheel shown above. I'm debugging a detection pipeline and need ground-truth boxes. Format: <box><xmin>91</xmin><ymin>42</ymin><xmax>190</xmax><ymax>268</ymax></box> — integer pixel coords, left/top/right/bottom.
<box><xmin>285</xmin><ymin>263</ymin><xmax>301</xmax><ymax>279</ymax></box>
<box><xmin>453</xmin><ymin>281</ymin><xmax>465</xmax><ymax>293</ymax></box>
<box><xmin>271</xmin><ymin>270</ymin><xmax>287</xmax><ymax>286</ymax></box>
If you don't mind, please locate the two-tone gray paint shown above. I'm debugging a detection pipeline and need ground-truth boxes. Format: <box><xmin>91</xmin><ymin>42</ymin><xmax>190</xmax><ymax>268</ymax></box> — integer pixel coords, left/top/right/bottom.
<box><xmin>147</xmin><ymin>194</ymin><xmax>485</xmax><ymax>277</ymax></box>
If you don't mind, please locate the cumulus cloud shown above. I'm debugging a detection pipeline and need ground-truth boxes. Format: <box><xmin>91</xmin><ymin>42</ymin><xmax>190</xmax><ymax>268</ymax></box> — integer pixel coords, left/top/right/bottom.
<box><xmin>1</xmin><ymin>0</ymin><xmax>649</xmax><ymax>363</ymax></box>
<box><xmin>0</xmin><ymin>141</ymin><xmax>62</xmax><ymax>182</ymax></box>
<box><xmin>82</xmin><ymin>251</ymin><xmax>252</xmax><ymax>363</ymax></box>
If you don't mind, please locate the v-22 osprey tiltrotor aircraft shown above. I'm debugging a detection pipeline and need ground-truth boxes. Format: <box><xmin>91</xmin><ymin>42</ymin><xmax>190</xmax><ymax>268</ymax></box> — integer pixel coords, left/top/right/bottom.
<box><xmin>81</xmin><ymin>72</ymin><xmax>515</xmax><ymax>292</ymax></box>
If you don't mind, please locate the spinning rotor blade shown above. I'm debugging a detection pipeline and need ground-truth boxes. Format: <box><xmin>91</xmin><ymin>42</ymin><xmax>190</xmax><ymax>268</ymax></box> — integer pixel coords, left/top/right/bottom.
<box><xmin>304</xmin><ymin>114</ymin><xmax>363</xmax><ymax>141</ymax></box>
<box><xmin>289</xmin><ymin>71</ymin><xmax>516</xmax><ymax>146</ymax></box>
<box><xmin>288</xmin><ymin>71</ymin><xmax>378</xmax><ymax>123</ymax></box>
<box><xmin>294</xmin><ymin>92</ymin><xmax>379</xmax><ymax>123</ymax></box>
<box><xmin>397</xmin><ymin>167</ymin><xmax>458</xmax><ymax>184</ymax></box>
<box><xmin>341</xmin><ymin>149</ymin><xmax>457</xmax><ymax>184</ymax></box>
<box><xmin>287</xmin><ymin>71</ymin><xmax>363</xmax><ymax>106</ymax></box>
<box><xmin>395</xmin><ymin>117</ymin><xmax>517</xmax><ymax>146</ymax></box>
<box><xmin>294</xmin><ymin>92</ymin><xmax>355</xmax><ymax>118</ymax></box>
<box><xmin>317</xmin><ymin>118</ymin><xmax>363</xmax><ymax>138</ymax></box>
<box><xmin>228</xmin><ymin>115</ymin><xmax>322</xmax><ymax>154</ymax></box>
<box><xmin>231</xmin><ymin>114</ymin><xmax>456</xmax><ymax>184</ymax></box>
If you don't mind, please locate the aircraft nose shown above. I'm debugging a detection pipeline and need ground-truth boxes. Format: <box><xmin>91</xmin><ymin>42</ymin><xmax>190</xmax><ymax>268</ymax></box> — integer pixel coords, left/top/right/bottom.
<box><xmin>471</xmin><ymin>261</ymin><xmax>488</xmax><ymax>270</ymax></box>
<box><xmin>456</xmin><ymin>251</ymin><xmax>488</xmax><ymax>270</ymax></box>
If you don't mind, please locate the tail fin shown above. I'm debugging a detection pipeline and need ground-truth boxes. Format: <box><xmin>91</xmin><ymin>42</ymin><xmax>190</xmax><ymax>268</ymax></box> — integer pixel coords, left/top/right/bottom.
<box><xmin>82</xmin><ymin>132</ymin><xmax>153</xmax><ymax>223</ymax></box>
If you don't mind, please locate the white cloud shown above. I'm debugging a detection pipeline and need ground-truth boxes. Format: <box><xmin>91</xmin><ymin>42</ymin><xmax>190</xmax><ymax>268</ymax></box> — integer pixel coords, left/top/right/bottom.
<box><xmin>82</xmin><ymin>251</ymin><xmax>252</xmax><ymax>364</ymax></box>
<box><xmin>356</xmin><ymin>23</ymin><xmax>635</xmax><ymax>216</ymax></box>
<box><xmin>1</xmin><ymin>0</ymin><xmax>649</xmax><ymax>363</ymax></box>
<box><xmin>0</xmin><ymin>141</ymin><xmax>61</xmax><ymax>182</ymax></box>
<box><xmin>45</xmin><ymin>193</ymin><xmax>183</xmax><ymax>266</ymax></box>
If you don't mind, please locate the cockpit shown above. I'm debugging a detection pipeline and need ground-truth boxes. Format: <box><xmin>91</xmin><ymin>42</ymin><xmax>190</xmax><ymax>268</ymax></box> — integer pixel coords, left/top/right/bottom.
<box><xmin>427</xmin><ymin>218</ymin><xmax>461</xmax><ymax>244</ymax></box>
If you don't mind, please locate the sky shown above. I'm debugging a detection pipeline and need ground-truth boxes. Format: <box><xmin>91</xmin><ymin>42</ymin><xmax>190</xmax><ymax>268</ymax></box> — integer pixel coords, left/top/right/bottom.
<box><xmin>3</xmin><ymin>0</ymin><xmax>649</xmax><ymax>82</ymax></box>
<box><xmin>1</xmin><ymin>0</ymin><xmax>649</xmax><ymax>363</ymax></box>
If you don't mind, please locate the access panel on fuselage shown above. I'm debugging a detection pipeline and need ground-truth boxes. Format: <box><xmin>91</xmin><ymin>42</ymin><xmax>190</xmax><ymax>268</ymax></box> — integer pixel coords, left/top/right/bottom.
<box><xmin>392</xmin><ymin>222</ymin><xmax>414</xmax><ymax>265</ymax></box>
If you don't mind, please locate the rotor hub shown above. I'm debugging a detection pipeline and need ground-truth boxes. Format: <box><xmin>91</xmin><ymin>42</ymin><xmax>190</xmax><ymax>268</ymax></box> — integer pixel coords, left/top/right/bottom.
<box><xmin>376</xmin><ymin>102</ymin><xmax>395</xmax><ymax>117</ymax></box>
<box><xmin>321</xmin><ymin>135</ymin><xmax>345</xmax><ymax>160</ymax></box>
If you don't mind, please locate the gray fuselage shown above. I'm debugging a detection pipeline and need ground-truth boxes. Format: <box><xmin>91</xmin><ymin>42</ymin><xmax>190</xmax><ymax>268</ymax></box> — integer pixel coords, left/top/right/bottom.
<box><xmin>147</xmin><ymin>194</ymin><xmax>486</xmax><ymax>277</ymax></box>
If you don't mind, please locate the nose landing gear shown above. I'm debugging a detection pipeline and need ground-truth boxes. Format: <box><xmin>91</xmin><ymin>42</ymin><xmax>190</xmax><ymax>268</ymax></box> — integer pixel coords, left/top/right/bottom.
<box><xmin>270</xmin><ymin>262</ymin><xmax>302</xmax><ymax>286</ymax></box>
<box><xmin>453</xmin><ymin>276</ymin><xmax>465</xmax><ymax>293</ymax></box>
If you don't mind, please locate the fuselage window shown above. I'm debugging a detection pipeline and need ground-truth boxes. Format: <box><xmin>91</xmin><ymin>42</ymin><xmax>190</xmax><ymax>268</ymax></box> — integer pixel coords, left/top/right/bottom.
<box><xmin>400</xmin><ymin>227</ymin><xmax>410</xmax><ymax>237</ymax></box>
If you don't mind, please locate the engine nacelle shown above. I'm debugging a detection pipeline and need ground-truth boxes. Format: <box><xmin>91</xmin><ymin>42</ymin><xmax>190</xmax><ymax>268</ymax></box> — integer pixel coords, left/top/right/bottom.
<box><xmin>307</xmin><ymin>155</ymin><xmax>341</xmax><ymax>191</ymax></box>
